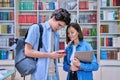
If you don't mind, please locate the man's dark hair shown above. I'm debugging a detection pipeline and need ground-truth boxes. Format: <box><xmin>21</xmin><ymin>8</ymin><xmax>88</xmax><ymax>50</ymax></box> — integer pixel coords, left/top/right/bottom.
<box><xmin>51</xmin><ymin>8</ymin><xmax>71</xmax><ymax>25</ymax></box>
<box><xmin>66</xmin><ymin>23</ymin><xmax>83</xmax><ymax>44</ymax></box>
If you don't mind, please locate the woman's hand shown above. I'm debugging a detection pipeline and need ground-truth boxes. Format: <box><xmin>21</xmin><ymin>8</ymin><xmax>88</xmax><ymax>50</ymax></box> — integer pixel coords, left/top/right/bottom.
<box><xmin>72</xmin><ymin>57</ymin><xmax>80</xmax><ymax>68</ymax></box>
<box><xmin>70</xmin><ymin>65</ymin><xmax>79</xmax><ymax>71</ymax></box>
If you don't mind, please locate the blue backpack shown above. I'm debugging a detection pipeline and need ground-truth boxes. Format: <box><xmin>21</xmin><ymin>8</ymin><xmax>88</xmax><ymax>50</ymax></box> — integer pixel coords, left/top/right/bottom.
<box><xmin>15</xmin><ymin>24</ymin><xmax>43</xmax><ymax>77</ymax></box>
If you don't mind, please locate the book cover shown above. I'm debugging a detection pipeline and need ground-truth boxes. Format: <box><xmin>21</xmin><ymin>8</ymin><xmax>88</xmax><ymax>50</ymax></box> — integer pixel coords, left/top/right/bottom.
<box><xmin>75</xmin><ymin>51</ymin><xmax>92</xmax><ymax>62</ymax></box>
<box><xmin>59</xmin><ymin>41</ymin><xmax>65</xmax><ymax>50</ymax></box>
<box><xmin>9</xmin><ymin>38</ymin><xmax>14</xmax><ymax>46</ymax></box>
<box><xmin>79</xmin><ymin>1</ymin><xmax>87</xmax><ymax>10</ymax></box>
<box><xmin>106</xmin><ymin>37</ymin><xmax>109</xmax><ymax>46</ymax></box>
<box><xmin>100</xmin><ymin>50</ymin><xmax>107</xmax><ymax>60</ymax></box>
<box><xmin>10</xmin><ymin>12</ymin><xmax>14</xmax><ymax>20</ymax></box>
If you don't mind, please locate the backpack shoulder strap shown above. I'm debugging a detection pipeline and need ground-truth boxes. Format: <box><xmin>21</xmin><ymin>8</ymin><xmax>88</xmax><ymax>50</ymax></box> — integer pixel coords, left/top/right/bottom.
<box><xmin>24</xmin><ymin>24</ymin><xmax>43</xmax><ymax>51</ymax></box>
<box><xmin>38</xmin><ymin>24</ymin><xmax>43</xmax><ymax>51</ymax></box>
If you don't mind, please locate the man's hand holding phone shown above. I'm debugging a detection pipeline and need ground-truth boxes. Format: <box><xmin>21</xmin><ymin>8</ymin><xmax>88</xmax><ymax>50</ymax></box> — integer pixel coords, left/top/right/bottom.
<box><xmin>56</xmin><ymin>50</ymin><xmax>66</xmax><ymax>54</ymax></box>
<box><xmin>56</xmin><ymin>50</ymin><xmax>66</xmax><ymax>58</ymax></box>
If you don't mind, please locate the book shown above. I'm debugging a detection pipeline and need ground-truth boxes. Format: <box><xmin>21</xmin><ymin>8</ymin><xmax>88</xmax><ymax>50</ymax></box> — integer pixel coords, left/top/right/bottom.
<box><xmin>75</xmin><ymin>51</ymin><xmax>93</xmax><ymax>62</ymax></box>
<box><xmin>100</xmin><ymin>50</ymin><xmax>107</xmax><ymax>60</ymax></box>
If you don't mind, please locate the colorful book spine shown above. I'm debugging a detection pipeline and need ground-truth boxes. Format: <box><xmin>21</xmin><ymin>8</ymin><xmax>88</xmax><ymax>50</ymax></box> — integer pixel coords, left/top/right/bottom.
<box><xmin>19</xmin><ymin>2</ymin><xmax>35</xmax><ymax>10</ymax></box>
<box><xmin>59</xmin><ymin>41</ymin><xmax>65</xmax><ymax>50</ymax></box>
<box><xmin>100</xmin><ymin>50</ymin><xmax>107</xmax><ymax>60</ymax></box>
<box><xmin>0</xmin><ymin>50</ymin><xmax>8</xmax><ymax>60</ymax></box>
<box><xmin>79</xmin><ymin>1</ymin><xmax>88</xmax><ymax>10</ymax></box>
<box><xmin>49</xmin><ymin>2</ymin><xmax>55</xmax><ymax>10</ymax></box>
<box><xmin>18</xmin><ymin>15</ymin><xmax>37</xmax><ymax>23</ymax></box>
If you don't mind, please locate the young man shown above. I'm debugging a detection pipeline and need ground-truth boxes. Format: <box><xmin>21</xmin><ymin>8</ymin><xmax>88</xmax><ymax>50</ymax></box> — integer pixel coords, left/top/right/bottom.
<box><xmin>24</xmin><ymin>8</ymin><xmax>71</xmax><ymax>80</ymax></box>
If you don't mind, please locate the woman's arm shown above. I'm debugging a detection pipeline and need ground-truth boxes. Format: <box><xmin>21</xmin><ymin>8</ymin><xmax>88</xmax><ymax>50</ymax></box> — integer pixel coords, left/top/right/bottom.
<box><xmin>63</xmin><ymin>55</ymin><xmax>71</xmax><ymax>72</ymax></box>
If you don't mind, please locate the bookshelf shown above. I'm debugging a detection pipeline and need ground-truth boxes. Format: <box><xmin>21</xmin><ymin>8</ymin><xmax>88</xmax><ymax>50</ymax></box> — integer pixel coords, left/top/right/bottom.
<box><xmin>99</xmin><ymin>0</ymin><xmax>120</xmax><ymax>80</ymax></box>
<box><xmin>100</xmin><ymin>0</ymin><xmax>120</xmax><ymax>62</ymax></box>
<box><xmin>1</xmin><ymin>0</ymin><xmax>120</xmax><ymax>80</ymax></box>
<box><xmin>15</xmin><ymin>0</ymin><xmax>37</xmax><ymax>37</ymax></box>
<box><xmin>0</xmin><ymin>0</ymin><xmax>16</xmax><ymax>69</ymax></box>
<box><xmin>78</xmin><ymin>0</ymin><xmax>98</xmax><ymax>54</ymax></box>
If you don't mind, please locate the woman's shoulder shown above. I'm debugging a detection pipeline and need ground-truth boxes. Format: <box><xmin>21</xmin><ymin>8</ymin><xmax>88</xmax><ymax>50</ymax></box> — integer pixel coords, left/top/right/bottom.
<box><xmin>65</xmin><ymin>42</ymin><xmax>73</xmax><ymax>50</ymax></box>
<box><xmin>81</xmin><ymin>40</ymin><xmax>93</xmax><ymax>50</ymax></box>
<box><xmin>81</xmin><ymin>40</ymin><xmax>90</xmax><ymax>44</ymax></box>
<box><xmin>80</xmin><ymin>40</ymin><xmax>92</xmax><ymax>47</ymax></box>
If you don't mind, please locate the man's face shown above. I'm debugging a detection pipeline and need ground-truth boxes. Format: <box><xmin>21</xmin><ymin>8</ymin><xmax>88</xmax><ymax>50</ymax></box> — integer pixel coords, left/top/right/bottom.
<box><xmin>51</xmin><ymin>17</ymin><xmax>66</xmax><ymax>31</ymax></box>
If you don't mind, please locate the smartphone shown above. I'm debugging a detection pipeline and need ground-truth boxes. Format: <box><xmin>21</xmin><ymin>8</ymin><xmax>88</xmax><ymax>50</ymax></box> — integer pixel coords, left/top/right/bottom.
<box><xmin>57</xmin><ymin>50</ymin><xmax>66</xmax><ymax>54</ymax></box>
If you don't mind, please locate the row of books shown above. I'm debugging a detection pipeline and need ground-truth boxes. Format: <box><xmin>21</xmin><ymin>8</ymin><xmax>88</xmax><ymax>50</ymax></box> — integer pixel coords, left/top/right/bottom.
<box><xmin>19</xmin><ymin>14</ymin><xmax>77</xmax><ymax>24</ymax></box>
<box><xmin>18</xmin><ymin>15</ymin><xmax>37</xmax><ymax>23</ymax></box>
<box><xmin>113</xmin><ymin>37</ymin><xmax>120</xmax><ymax>47</ymax></box>
<box><xmin>39</xmin><ymin>1</ymin><xmax>77</xmax><ymax>10</ymax></box>
<box><xmin>100</xmin><ymin>25</ymin><xmax>109</xmax><ymax>33</ymax></box>
<box><xmin>79</xmin><ymin>14</ymin><xmax>97</xmax><ymax>23</ymax></box>
<box><xmin>19</xmin><ymin>1</ymin><xmax>67</xmax><ymax>10</ymax></box>
<box><xmin>79</xmin><ymin>1</ymin><xmax>97</xmax><ymax>10</ymax></box>
<box><xmin>19</xmin><ymin>14</ymin><xmax>60</xmax><ymax>23</ymax></box>
<box><xmin>100</xmin><ymin>37</ymin><xmax>112</xmax><ymax>46</ymax></box>
<box><xmin>101</xmin><ymin>10</ymin><xmax>120</xmax><ymax>20</ymax></box>
<box><xmin>19</xmin><ymin>2</ymin><xmax>37</xmax><ymax>10</ymax></box>
<box><xmin>19</xmin><ymin>28</ymin><xmax>27</xmax><ymax>37</ymax></box>
<box><xmin>0</xmin><ymin>50</ymin><xmax>14</xmax><ymax>60</ymax></box>
<box><xmin>82</xmin><ymin>28</ymin><xmax>97</xmax><ymax>36</ymax></box>
<box><xmin>101</xmin><ymin>0</ymin><xmax>120</xmax><ymax>7</ymax></box>
<box><xmin>39</xmin><ymin>2</ymin><xmax>57</xmax><ymax>10</ymax></box>
<box><xmin>39</xmin><ymin>1</ymin><xmax>71</xmax><ymax>10</ymax></box>
<box><xmin>39</xmin><ymin>14</ymin><xmax>77</xmax><ymax>23</ymax></box>
<box><xmin>0</xmin><ymin>37</ymin><xmax>14</xmax><ymax>47</ymax></box>
<box><xmin>88</xmin><ymin>41</ymin><xmax>97</xmax><ymax>49</ymax></box>
<box><xmin>100</xmin><ymin>37</ymin><xmax>120</xmax><ymax>47</ymax></box>
<box><xmin>0</xmin><ymin>0</ymin><xmax>14</xmax><ymax>7</ymax></box>
<box><xmin>100</xmin><ymin>23</ymin><xmax>120</xmax><ymax>33</ymax></box>
<box><xmin>0</xmin><ymin>50</ymin><xmax>8</xmax><ymax>60</ymax></box>
<box><xmin>39</xmin><ymin>15</ymin><xmax>50</xmax><ymax>23</ymax></box>
<box><xmin>0</xmin><ymin>0</ymin><xmax>13</xmax><ymax>3</ymax></box>
<box><xmin>100</xmin><ymin>49</ymin><xmax>119</xmax><ymax>60</ymax></box>
<box><xmin>0</xmin><ymin>12</ymin><xmax>14</xmax><ymax>20</ymax></box>
<box><xmin>18</xmin><ymin>1</ymin><xmax>97</xmax><ymax>10</ymax></box>
<box><xmin>0</xmin><ymin>25</ymin><xmax>14</xmax><ymax>34</ymax></box>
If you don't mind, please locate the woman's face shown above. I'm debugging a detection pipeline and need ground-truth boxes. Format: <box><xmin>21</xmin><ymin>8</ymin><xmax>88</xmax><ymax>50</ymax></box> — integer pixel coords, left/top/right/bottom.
<box><xmin>67</xmin><ymin>26</ymin><xmax>79</xmax><ymax>41</ymax></box>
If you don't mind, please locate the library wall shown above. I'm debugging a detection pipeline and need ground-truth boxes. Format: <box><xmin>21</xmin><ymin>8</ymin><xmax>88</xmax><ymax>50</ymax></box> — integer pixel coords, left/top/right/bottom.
<box><xmin>1</xmin><ymin>0</ymin><xmax>120</xmax><ymax>80</ymax></box>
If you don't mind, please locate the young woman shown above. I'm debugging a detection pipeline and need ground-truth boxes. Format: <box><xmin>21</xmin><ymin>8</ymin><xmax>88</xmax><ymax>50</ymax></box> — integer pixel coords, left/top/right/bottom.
<box><xmin>63</xmin><ymin>23</ymin><xmax>99</xmax><ymax>80</ymax></box>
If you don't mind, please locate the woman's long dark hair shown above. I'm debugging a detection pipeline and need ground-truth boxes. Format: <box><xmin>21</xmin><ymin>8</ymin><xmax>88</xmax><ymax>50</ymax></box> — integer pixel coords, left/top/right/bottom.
<box><xmin>66</xmin><ymin>23</ymin><xmax>83</xmax><ymax>44</ymax></box>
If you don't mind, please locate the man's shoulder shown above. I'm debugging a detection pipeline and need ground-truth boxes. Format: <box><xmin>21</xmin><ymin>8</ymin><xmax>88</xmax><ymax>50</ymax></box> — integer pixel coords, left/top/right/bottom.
<box><xmin>29</xmin><ymin>24</ymin><xmax>39</xmax><ymax>30</ymax></box>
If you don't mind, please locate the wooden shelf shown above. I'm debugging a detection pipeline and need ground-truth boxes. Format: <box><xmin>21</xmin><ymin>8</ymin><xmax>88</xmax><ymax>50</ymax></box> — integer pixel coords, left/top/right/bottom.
<box><xmin>100</xmin><ymin>60</ymin><xmax>120</xmax><ymax>66</ymax></box>
<box><xmin>0</xmin><ymin>60</ymin><xmax>14</xmax><ymax>66</ymax></box>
